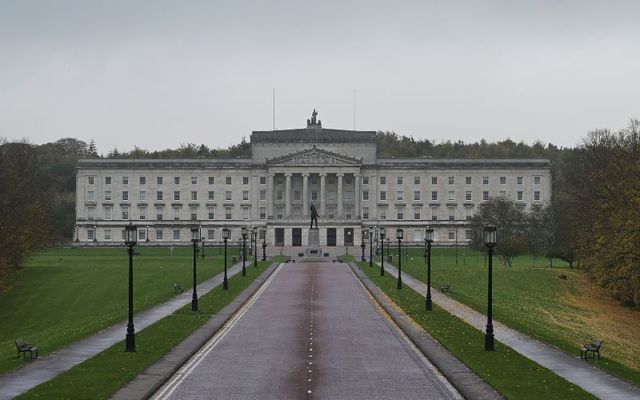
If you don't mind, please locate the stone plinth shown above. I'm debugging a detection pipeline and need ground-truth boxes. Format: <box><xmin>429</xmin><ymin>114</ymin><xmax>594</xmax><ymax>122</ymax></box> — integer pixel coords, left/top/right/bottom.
<box><xmin>305</xmin><ymin>228</ymin><xmax>323</xmax><ymax>258</ymax></box>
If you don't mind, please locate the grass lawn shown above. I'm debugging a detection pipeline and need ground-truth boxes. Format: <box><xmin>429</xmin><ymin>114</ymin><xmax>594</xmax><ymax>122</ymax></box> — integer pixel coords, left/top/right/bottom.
<box><xmin>17</xmin><ymin>258</ymin><xmax>279</xmax><ymax>400</ymax></box>
<box><xmin>381</xmin><ymin>246</ymin><xmax>640</xmax><ymax>386</ymax></box>
<box><xmin>356</xmin><ymin>259</ymin><xmax>596</xmax><ymax>400</ymax></box>
<box><xmin>0</xmin><ymin>247</ymin><xmax>238</xmax><ymax>374</ymax></box>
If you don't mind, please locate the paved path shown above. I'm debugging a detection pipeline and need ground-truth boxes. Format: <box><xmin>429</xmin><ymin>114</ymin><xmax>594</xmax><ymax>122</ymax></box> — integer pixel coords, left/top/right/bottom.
<box><xmin>379</xmin><ymin>261</ymin><xmax>640</xmax><ymax>400</ymax></box>
<box><xmin>153</xmin><ymin>262</ymin><xmax>460</xmax><ymax>400</ymax></box>
<box><xmin>0</xmin><ymin>261</ymin><xmax>247</xmax><ymax>400</ymax></box>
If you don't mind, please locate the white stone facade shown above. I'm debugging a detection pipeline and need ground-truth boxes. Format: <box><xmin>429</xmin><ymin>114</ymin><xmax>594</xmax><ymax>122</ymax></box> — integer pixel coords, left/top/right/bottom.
<box><xmin>75</xmin><ymin>120</ymin><xmax>551</xmax><ymax>255</ymax></box>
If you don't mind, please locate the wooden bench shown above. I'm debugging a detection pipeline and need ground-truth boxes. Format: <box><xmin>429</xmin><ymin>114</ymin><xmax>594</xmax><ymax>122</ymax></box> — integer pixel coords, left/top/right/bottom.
<box><xmin>580</xmin><ymin>339</ymin><xmax>602</xmax><ymax>360</ymax></box>
<box><xmin>15</xmin><ymin>339</ymin><xmax>38</xmax><ymax>360</ymax></box>
<box><xmin>174</xmin><ymin>283</ymin><xmax>184</xmax><ymax>294</ymax></box>
<box><xmin>440</xmin><ymin>284</ymin><xmax>452</xmax><ymax>294</ymax></box>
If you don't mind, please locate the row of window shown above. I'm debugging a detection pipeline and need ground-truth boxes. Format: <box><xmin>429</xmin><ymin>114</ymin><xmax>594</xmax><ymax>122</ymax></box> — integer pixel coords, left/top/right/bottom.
<box><xmin>88</xmin><ymin>190</ymin><xmax>254</xmax><ymax>202</ymax></box>
<box><xmin>376</xmin><ymin>190</ymin><xmax>542</xmax><ymax>202</ymax></box>
<box><xmin>364</xmin><ymin>175</ymin><xmax>542</xmax><ymax>185</ymax></box>
<box><xmin>89</xmin><ymin>176</ymin><xmax>262</xmax><ymax>186</ymax></box>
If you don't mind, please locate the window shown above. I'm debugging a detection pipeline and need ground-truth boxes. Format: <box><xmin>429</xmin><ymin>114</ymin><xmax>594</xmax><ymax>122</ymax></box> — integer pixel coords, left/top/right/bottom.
<box><xmin>466</xmin><ymin>230</ymin><xmax>472</xmax><ymax>240</ymax></box>
<box><xmin>413</xmin><ymin>191</ymin><xmax>420</xmax><ymax>201</ymax></box>
<box><xmin>173</xmin><ymin>206</ymin><xmax>180</xmax><ymax>220</ymax></box>
<box><xmin>139</xmin><ymin>191</ymin><xmax>146</xmax><ymax>201</ymax></box>
<box><xmin>345</xmin><ymin>207</ymin><xmax>352</xmax><ymax>220</ymax></box>
<box><xmin>226</xmin><ymin>177</ymin><xmax>232</xmax><ymax>185</ymax></box>
<box><xmin>88</xmin><ymin>176</ymin><xmax>95</xmax><ymax>185</ymax></box>
<box><xmin>396</xmin><ymin>191</ymin><xmax>404</xmax><ymax>201</ymax></box>
<box><xmin>465</xmin><ymin>176</ymin><xmax>472</xmax><ymax>185</ymax></box>
<box><xmin>259</xmin><ymin>176</ymin><xmax>266</xmax><ymax>185</ymax></box>
<box><xmin>431</xmin><ymin>191</ymin><xmax>438</xmax><ymax>201</ymax></box>
<box><xmin>87</xmin><ymin>191</ymin><xmax>96</xmax><ymax>202</ymax></box>
<box><xmin>87</xmin><ymin>229</ymin><xmax>95</xmax><ymax>241</ymax></box>
<box><xmin>191</xmin><ymin>176</ymin><xmax>197</xmax><ymax>185</ymax></box>
<box><xmin>534</xmin><ymin>191</ymin><xmax>541</xmax><ymax>201</ymax></box>
<box><xmin>191</xmin><ymin>191</ymin><xmax>197</xmax><ymax>201</ymax></box>
<box><xmin>207</xmin><ymin>229</ymin><xmax>215</xmax><ymax>240</ymax></box>
<box><xmin>362</xmin><ymin>176</ymin><xmax>369</xmax><ymax>185</ymax></box>
<box><xmin>431</xmin><ymin>206</ymin><xmax>438</xmax><ymax>221</ymax></box>
<box><xmin>379</xmin><ymin>206</ymin><xmax>387</xmax><ymax>220</ymax></box>
<box><xmin>397</xmin><ymin>176</ymin><xmax>403</xmax><ymax>185</ymax></box>
<box><xmin>362</xmin><ymin>190</ymin><xmax>369</xmax><ymax>201</ymax></box>
<box><xmin>156</xmin><ymin>207</ymin><xmax>163</xmax><ymax>220</ymax></box>
<box><xmin>396</xmin><ymin>208</ymin><xmax>404</xmax><ymax>220</ymax></box>
<box><xmin>448</xmin><ymin>231</ymin><xmax>456</xmax><ymax>240</ymax></box>
<box><xmin>517</xmin><ymin>176</ymin><xmax>523</xmax><ymax>185</ymax></box>
<box><xmin>173</xmin><ymin>229</ymin><xmax>180</xmax><ymax>241</ymax></box>
<box><xmin>242</xmin><ymin>191</ymin><xmax>249</xmax><ymax>201</ymax></box>
<box><xmin>105</xmin><ymin>206</ymin><xmax>112</xmax><ymax>220</ymax></box>
<box><xmin>139</xmin><ymin>207</ymin><xmax>147</xmax><ymax>220</ymax></box>
<box><xmin>483</xmin><ymin>191</ymin><xmax>489</xmax><ymax>201</ymax></box>
<box><xmin>362</xmin><ymin>207</ymin><xmax>369</xmax><ymax>219</ymax></box>
<box><xmin>448</xmin><ymin>191</ymin><xmax>455</xmax><ymax>201</ymax></box>
<box><xmin>380</xmin><ymin>176</ymin><xmax>386</xmax><ymax>185</ymax></box>
<box><xmin>534</xmin><ymin>176</ymin><xmax>541</xmax><ymax>185</ymax></box>
<box><xmin>379</xmin><ymin>191</ymin><xmax>387</xmax><ymax>201</ymax></box>
<box><xmin>345</xmin><ymin>175</ymin><xmax>352</xmax><ymax>185</ymax></box>
<box><xmin>87</xmin><ymin>207</ymin><xmax>95</xmax><ymax>221</ymax></box>
<box><xmin>448</xmin><ymin>177</ymin><xmax>455</xmax><ymax>185</ymax></box>
<box><xmin>208</xmin><ymin>209</ymin><xmax>215</xmax><ymax>220</ymax></box>
<box><xmin>209</xmin><ymin>176</ymin><xmax>215</xmax><ymax>185</ymax></box>
<box><xmin>173</xmin><ymin>191</ymin><xmax>180</xmax><ymax>201</ymax></box>
<box><xmin>448</xmin><ymin>206</ymin><xmax>455</xmax><ymax>221</ymax></box>
<box><xmin>327</xmin><ymin>207</ymin><xmax>335</xmax><ymax>220</ymax></box>
<box><xmin>243</xmin><ymin>177</ymin><xmax>249</xmax><ymax>185</ymax></box>
<box><xmin>157</xmin><ymin>191</ymin><xmax>163</xmax><ymax>201</ymax></box>
<box><xmin>413</xmin><ymin>207</ymin><xmax>421</xmax><ymax>220</ymax></box>
<box><xmin>105</xmin><ymin>190</ymin><xmax>112</xmax><ymax>201</ymax></box>
<box><xmin>276</xmin><ymin>191</ymin><xmax>283</xmax><ymax>201</ymax></box>
<box><xmin>465</xmin><ymin>207</ymin><xmax>473</xmax><ymax>220</ymax></box>
<box><xmin>225</xmin><ymin>191</ymin><xmax>232</xmax><ymax>201</ymax></box>
<box><xmin>259</xmin><ymin>207</ymin><xmax>266</xmax><ymax>220</ymax></box>
<box><xmin>105</xmin><ymin>176</ymin><xmax>111</xmax><ymax>185</ymax></box>
<box><xmin>483</xmin><ymin>176</ymin><xmax>489</xmax><ymax>185</ymax></box>
<box><xmin>275</xmin><ymin>228</ymin><xmax>285</xmax><ymax>246</ymax></box>
<box><xmin>259</xmin><ymin>190</ymin><xmax>266</xmax><ymax>201</ymax></box>
<box><xmin>140</xmin><ymin>176</ymin><xmax>146</xmax><ymax>185</ymax></box>
<box><xmin>311</xmin><ymin>191</ymin><xmax>318</xmax><ymax>201</ymax></box>
<box><xmin>465</xmin><ymin>191</ymin><xmax>472</xmax><ymax>201</ymax></box>
<box><xmin>104</xmin><ymin>229</ymin><xmax>111</xmax><ymax>241</ymax></box>
<box><xmin>225</xmin><ymin>206</ymin><xmax>232</xmax><ymax>219</ymax></box>
<box><xmin>414</xmin><ymin>176</ymin><xmax>420</xmax><ymax>185</ymax></box>
<box><xmin>122</xmin><ymin>191</ymin><xmax>129</xmax><ymax>201</ymax></box>
<box><xmin>431</xmin><ymin>177</ymin><xmax>438</xmax><ymax>185</ymax></box>
<box><xmin>190</xmin><ymin>207</ymin><xmax>197</xmax><ymax>221</ymax></box>
<box><xmin>276</xmin><ymin>206</ymin><xmax>284</xmax><ymax>220</ymax></box>
<box><xmin>122</xmin><ymin>207</ymin><xmax>129</xmax><ymax>220</ymax></box>
<box><xmin>157</xmin><ymin>176</ymin><xmax>163</xmax><ymax>185</ymax></box>
<box><xmin>138</xmin><ymin>230</ymin><xmax>146</xmax><ymax>241</ymax></box>
<box><xmin>208</xmin><ymin>191</ymin><xmax>215</xmax><ymax>201</ymax></box>
<box><xmin>156</xmin><ymin>229</ymin><xmax>163</xmax><ymax>240</ymax></box>
<box><xmin>293</xmin><ymin>190</ymin><xmax>301</xmax><ymax>201</ymax></box>
<box><xmin>122</xmin><ymin>176</ymin><xmax>129</xmax><ymax>185</ymax></box>
<box><xmin>517</xmin><ymin>191</ymin><xmax>524</xmax><ymax>201</ymax></box>
<box><xmin>174</xmin><ymin>177</ymin><xmax>180</xmax><ymax>184</ymax></box>
<box><xmin>500</xmin><ymin>176</ymin><xmax>507</xmax><ymax>185</ymax></box>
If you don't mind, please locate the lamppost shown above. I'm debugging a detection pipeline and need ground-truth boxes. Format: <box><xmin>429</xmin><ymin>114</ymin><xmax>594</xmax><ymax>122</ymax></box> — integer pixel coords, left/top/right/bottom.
<box><xmin>261</xmin><ymin>227</ymin><xmax>267</xmax><ymax>261</ymax></box>
<box><xmin>241</xmin><ymin>227</ymin><xmax>247</xmax><ymax>277</ymax></box>
<box><xmin>379</xmin><ymin>227</ymin><xmax>386</xmax><ymax>276</ymax></box>
<box><xmin>396</xmin><ymin>228</ymin><xmax>403</xmax><ymax>289</ymax></box>
<box><xmin>425</xmin><ymin>226</ymin><xmax>434</xmax><ymax>311</ymax></box>
<box><xmin>124</xmin><ymin>222</ymin><xmax>137</xmax><ymax>352</ymax></box>
<box><xmin>368</xmin><ymin>226</ymin><xmax>374</xmax><ymax>267</ymax></box>
<box><xmin>360</xmin><ymin>228</ymin><xmax>367</xmax><ymax>262</ymax></box>
<box><xmin>190</xmin><ymin>226</ymin><xmax>200</xmax><ymax>311</ymax></box>
<box><xmin>145</xmin><ymin>225</ymin><xmax>150</xmax><ymax>242</ymax></box>
<box><xmin>200</xmin><ymin>225</ymin><xmax>206</xmax><ymax>259</ymax></box>
<box><xmin>75</xmin><ymin>225</ymin><xmax>79</xmax><ymax>242</ymax></box>
<box><xmin>252</xmin><ymin>226</ymin><xmax>258</xmax><ymax>267</ymax></box>
<box><xmin>484</xmin><ymin>225</ymin><xmax>497</xmax><ymax>351</ymax></box>
<box><xmin>222</xmin><ymin>228</ymin><xmax>230</xmax><ymax>290</ymax></box>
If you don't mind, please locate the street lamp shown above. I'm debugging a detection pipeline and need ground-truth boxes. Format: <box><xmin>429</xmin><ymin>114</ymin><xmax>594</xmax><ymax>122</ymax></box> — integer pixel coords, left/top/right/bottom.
<box><xmin>379</xmin><ymin>227</ymin><xmax>386</xmax><ymax>276</ymax></box>
<box><xmin>190</xmin><ymin>226</ymin><xmax>200</xmax><ymax>311</ymax></box>
<box><xmin>124</xmin><ymin>222</ymin><xmax>137</xmax><ymax>352</ymax></box>
<box><xmin>145</xmin><ymin>225</ymin><xmax>150</xmax><ymax>242</ymax></box>
<box><xmin>484</xmin><ymin>225</ymin><xmax>497</xmax><ymax>351</ymax></box>
<box><xmin>222</xmin><ymin>228</ymin><xmax>230</xmax><ymax>290</ymax></box>
<box><xmin>261</xmin><ymin>227</ymin><xmax>267</xmax><ymax>261</ymax></box>
<box><xmin>241</xmin><ymin>227</ymin><xmax>248</xmax><ymax>277</ymax></box>
<box><xmin>200</xmin><ymin>225</ymin><xmax>206</xmax><ymax>259</ymax></box>
<box><xmin>75</xmin><ymin>225</ymin><xmax>79</xmax><ymax>242</ymax></box>
<box><xmin>396</xmin><ymin>228</ymin><xmax>404</xmax><ymax>289</ymax></box>
<box><xmin>368</xmin><ymin>226</ymin><xmax>374</xmax><ymax>268</ymax></box>
<box><xmin>425</xmin><ymin>226</ymin><xmax>434</xmax><ymax>311</ymax></box>
<box><xmin>252</xmin><ymin>226</ymin><xmax>258</xmax><ymax>267</ymax></box>
<box><xmin>93</xmin><ymin>224</ymin><xmax>98</xmax><ymax>243</ymax></box>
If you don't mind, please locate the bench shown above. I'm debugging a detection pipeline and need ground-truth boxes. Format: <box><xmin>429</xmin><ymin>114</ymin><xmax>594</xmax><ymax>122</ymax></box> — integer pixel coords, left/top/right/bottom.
<box><xmin>173</xmin><ymin>283</ymin><xmax>184</xmax><ymax>294</ymax></box>
<box><xmin>440</xmin><ymin>284</ymin><xmax>452</xmax><ymax>294</ymax></box>
<box><xmin>15</xmin><ymin>339</ymin><xmax>38</xmax><ymax>360</ymax></box>
<box><xmin>581</xmin><ymin>339</ymin><xmax>602</xmax><ymax>360</ymax></box>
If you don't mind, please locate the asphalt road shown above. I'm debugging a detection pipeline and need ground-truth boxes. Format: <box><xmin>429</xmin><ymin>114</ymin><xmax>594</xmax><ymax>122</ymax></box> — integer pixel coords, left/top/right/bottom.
<box><xmin>153</xmin><ymin>262</ymin><xmax>459</xmax><ymax>400</ymax></box>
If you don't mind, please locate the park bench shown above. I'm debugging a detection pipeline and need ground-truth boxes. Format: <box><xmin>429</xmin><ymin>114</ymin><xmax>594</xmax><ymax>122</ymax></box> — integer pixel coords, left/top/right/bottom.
<box><xmin>580</xmin><ymin>339</ymin><xmax>602</xmax><ymax>360</ymax></box>
<box><xmin>174</xmin><ymin>283</ymin><xmax>184</xmax><ymax>294</ymax></box>
<box><xmin>440</xmin><ymin>284</ymin><xmax>452</xmax><ymax>294</ymax></box>
<box><xmin>15</xmin><ymin>339</ymin><xmax>38</xmax><ymax>360</ymax></box>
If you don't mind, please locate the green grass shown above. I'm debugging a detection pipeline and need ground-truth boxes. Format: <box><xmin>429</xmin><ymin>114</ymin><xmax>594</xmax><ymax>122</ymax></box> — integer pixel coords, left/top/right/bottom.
<box><xmin>382</xmin><ymin>246</ymin><xmax>640</xmax><ymax>387</ymax></box>
<box><xmin>0</xmin><ymin>247</ymin><xmax>238</xmax><ymax>374</ymax></box>
<box><xmin>356</xmin><ymin>260</ymin><xmax>596</xmax><ymax>400</ymax></box>
<box><xmin>17</xmin><ymin>258</ymin><xmax>280</xmax><ymax>400</ymax></box>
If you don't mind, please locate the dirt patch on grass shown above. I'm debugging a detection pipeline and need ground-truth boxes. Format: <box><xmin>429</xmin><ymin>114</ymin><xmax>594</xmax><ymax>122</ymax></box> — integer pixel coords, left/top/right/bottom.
<box><xmin>561</xmin><ymin>272</ymin><xmax>640</xmax><ymax>370</ymax></box>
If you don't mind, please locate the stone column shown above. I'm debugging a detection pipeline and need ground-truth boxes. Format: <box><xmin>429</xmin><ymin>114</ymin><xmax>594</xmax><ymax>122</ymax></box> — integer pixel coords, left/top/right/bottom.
<box><xmin>354</xmin><ymin>173</ymin><xmax>360</xmax><ymax>219</ymax></box>
<box><xmin>302</xmin><ymin>173</ymin><xmax>309</xmax><ymax>216</ymax></box>
<box><xmin>320</xmin><ymin>173</ymin><xmax>326</xmax><ymax>216</ymax></box>
<box><xmin>285</xmin><ymin>173</ymin><xmax>292</xmax><ymax>217</ymax></box>
<box><xmin>337</xmin><ymin>173</ymin><xmax>344</xmax><ymax>219</ymax></box>
<box><xmin>267</xmin><ymin>174</ymin><xmax>275</xmax><ymax>219</ymax></box>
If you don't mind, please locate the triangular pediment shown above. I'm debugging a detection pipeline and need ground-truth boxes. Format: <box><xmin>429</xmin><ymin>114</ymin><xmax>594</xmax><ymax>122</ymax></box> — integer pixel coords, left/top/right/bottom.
<box><xmin>267</xmin><ymin>146</ymin><xmax>362</xmax><ymax>166</ymax></box>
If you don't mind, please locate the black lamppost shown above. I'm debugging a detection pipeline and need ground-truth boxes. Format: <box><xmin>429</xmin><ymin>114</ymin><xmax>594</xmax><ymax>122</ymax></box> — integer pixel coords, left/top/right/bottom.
<box><xmin>200</xmin><ymin>225</ymin><xmax>206</xmax><ymax>259</ymax></box>
<box><xmin>396</xmin><ymin>228</ymin><xmax>404</xmax><ymax>289</ymax></box>
<box><xmin>222</xmin><ymin>228</ymin><xmax>230</xmax><ymax>290</ymax></box>
<box><xmin>75</xmin><ymin>225</ymin><xmax>80</xmax><ymax>242</ymax></box>
<box><xmin>379</xmin><ymin>227</ymin><xmax>386</xmax><ymax>276</ymax></box>
<box><xmin>360</xmin><ymin>228</ymin><xmax>367</xmax><ymax>262</ymax></box>
<box><xmin>145</xmin><ymin>225</ymin><xmax>150</xmax><ymax>242</ymax></box>
<box><xmin>124</xmin><ymin>222</ymin><xmax>137</xmax><ymax>352</ymax></box>
<box><xmin>241</xmin><ymin>227</ymin><xmax>247</xmax><ymax>277</ymax></box>
<box><xmin>190</xmin><ymin>226</ymin><xmax>200</xmax><ymax>311</ymax></box>
<box><xmin>368</xmin><ymin>226</ymin><xmax>374</xmax><ymax>267</ymax></box>
<box><xmin>425</xmin><ymin>226</ymin><xmax>434</xmax><ymax>311</ymax></box>
<box><xmin>484</xmin><ymin>225</ymin><xmax>497</xmax><ymax>351</ymax></box>
<box><xmin>261</xmin><ymin>227</ymin><xmax>267</xmax><ymax>261</ymax></box>
<box><xmin>93</xmin><ymin>224</ymin><xmax>98</xmax><ymax>243</ymax></box>
<box><xmin>252</xmin><ymin>226</ymin><xmax>258</xmax><ymax>267</ymax></box>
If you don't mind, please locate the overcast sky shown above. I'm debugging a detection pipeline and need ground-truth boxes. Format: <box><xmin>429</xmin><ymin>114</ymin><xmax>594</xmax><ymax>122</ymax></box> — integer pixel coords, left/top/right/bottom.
<box><xmin>1</xmin><ymin>1</ymin><xmax>639</xmax><ymax>154</ymax></box>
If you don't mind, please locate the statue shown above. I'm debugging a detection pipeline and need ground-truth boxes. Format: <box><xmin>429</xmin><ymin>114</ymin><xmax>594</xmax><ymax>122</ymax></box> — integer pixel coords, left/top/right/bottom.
<box><xmin>309</xmin><ymin>202</ymin><xmax>319</xmax><ymax>229</ymax></box>
<box><xmin>306</xmin><ymin>109</ymin><xmax>321</xmax><ymax>128</ymax></box>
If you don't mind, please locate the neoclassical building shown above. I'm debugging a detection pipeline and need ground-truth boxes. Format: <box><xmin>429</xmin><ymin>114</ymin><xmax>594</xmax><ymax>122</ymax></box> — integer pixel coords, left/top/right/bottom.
<box><xmin>75</xmin><ymin>112</ymin><xmax>551</xmax><ymax>255</ymax></box>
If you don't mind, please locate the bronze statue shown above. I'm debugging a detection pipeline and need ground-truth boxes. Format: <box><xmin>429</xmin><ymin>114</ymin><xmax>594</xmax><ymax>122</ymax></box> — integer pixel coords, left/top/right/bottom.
<box><xmin>309</xmin><ymin>202</ymin><xmax>318</xmax><ymax>229</ymax></box>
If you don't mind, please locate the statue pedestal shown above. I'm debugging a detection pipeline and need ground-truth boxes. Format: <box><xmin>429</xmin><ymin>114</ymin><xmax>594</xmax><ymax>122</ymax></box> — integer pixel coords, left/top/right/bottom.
<box><xmin>305</xmin><ymin>228</ymin><xmax>323</xmax><ymax>258</ymax></box>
